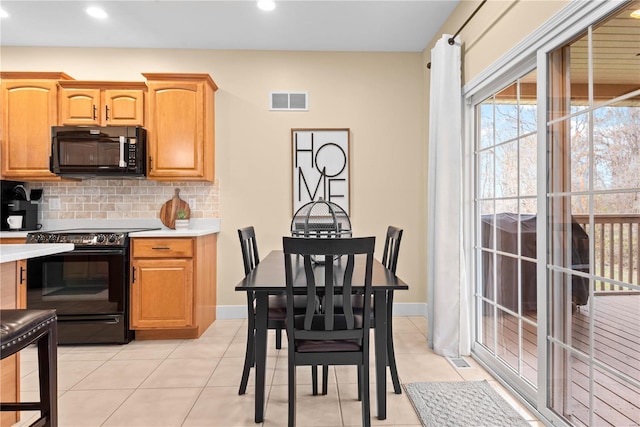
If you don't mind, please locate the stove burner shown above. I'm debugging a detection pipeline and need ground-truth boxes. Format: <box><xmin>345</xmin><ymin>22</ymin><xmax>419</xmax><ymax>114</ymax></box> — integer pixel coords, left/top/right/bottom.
<box><xmin>26</xmin><ymin>227</ymin><xmax>159</xmax><ymax>247</ymax></box>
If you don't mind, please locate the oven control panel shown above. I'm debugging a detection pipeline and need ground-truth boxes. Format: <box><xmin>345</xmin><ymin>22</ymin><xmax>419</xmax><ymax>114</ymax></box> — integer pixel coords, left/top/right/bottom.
<box><xmin>27</xmin><ymin>232</ymin><xmax>127</xmax><ymax>246</ymax></box>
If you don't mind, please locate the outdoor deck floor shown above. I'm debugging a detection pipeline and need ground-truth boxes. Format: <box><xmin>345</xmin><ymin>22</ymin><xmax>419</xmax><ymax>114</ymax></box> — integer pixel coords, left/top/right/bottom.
<box><xmin>483</xmin><ymin>294</ymin><xmax>640</xmax><ymax>426</ymax></box>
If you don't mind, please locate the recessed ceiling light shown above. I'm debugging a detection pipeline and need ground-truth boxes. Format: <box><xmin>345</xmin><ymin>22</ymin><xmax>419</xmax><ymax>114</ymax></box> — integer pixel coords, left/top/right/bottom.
<box><xmin>631</xmin><ymin>9</ymin><xmax>640</xmax><ymax>19</ymax></box>
<box><xmin>0</xmin><ymin>8</ymin><xmax>9</xmax><ymax>18</ymax></box>
<box><xmin>257</xmin><ymin>0</ymin><xmax>276</xmax><ymax>12</ymax></box>
<box><xmin>86</xmin><ymin>6</ymin><xmax>108</xmax><ymax>19</ymax></box>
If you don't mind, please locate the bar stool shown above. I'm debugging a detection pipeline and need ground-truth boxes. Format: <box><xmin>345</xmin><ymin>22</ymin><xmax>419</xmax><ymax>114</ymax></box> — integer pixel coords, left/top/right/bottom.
<box><xmin>0</xmin><ymin>309</ymin><xmax>58</xmax><ymax>427</ymax></box>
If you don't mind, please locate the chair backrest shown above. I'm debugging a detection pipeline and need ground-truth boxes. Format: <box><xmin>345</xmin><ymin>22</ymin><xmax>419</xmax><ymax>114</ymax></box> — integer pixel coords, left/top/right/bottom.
<box><xmin>238</xmin><ymin>226</ymin><xmax>260</xmax><ymax>275</ymax></box>
<box><xmin>381</xmin><ymin>226</ymin><xmax>403</xmax><ymax>274</ymax></box>
<box><xmin>282</xmin><ymin>237</ymin><xmax>375</xmax><ymax>343</ymax></box>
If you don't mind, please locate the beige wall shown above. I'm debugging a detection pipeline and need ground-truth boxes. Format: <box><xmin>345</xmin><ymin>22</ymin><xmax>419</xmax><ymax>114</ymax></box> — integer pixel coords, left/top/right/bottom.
<box><xmin>423</xmin><ymin>0</ymin><xmax>569</xmax><ymax>85</ymax></box>
<box><xmin>1</xmin><ymin>47</ymin><xmax>426</xmax><ymax>309</ymax></box>
<box><xmin>1</xmin><ymin>0</ymin><xmax>571</xmax><ymax>311</ymax></box>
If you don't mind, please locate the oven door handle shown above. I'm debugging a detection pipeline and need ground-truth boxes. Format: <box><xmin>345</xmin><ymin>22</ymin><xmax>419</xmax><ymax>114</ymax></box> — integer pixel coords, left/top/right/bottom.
<box><xmin>58</xmin><ymin>316</ymin><xmax>121</xmax><ymax>325</ymax></box>
<box><xmin>65</xmin><ymin>248</ymin><xmax>127</xmax><ymax>256</ymax></box>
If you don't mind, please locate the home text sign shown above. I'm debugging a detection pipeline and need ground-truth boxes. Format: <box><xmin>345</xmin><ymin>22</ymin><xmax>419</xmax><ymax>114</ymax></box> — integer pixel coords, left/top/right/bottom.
<box><xmin>292</xmin><ymin>129</ymin><xmax>350</xmax><ymax>215</ymax></box>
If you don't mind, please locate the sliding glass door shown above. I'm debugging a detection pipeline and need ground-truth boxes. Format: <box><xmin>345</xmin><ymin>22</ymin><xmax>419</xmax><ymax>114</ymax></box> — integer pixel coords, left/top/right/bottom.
<box><xmin>546</xmin><ymin>4</ymin><xmax>640</xmax><ymax>425</ymax></box>
<box><xmin>470</xmin><ymin>2</ymin><xmax>640</xmax><ymax>425</ymax></box>
<box><xmin>474</xmin><ymin>69</ymin><xmax>539</xmax><ymax>402</ymax></box>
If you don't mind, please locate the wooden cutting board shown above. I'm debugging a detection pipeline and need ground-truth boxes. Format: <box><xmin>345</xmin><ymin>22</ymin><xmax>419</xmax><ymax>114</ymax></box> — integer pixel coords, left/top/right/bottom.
<box><xmin>159</xmin><ymin>188</ymin><xmax>190</xmax><ymax>229</ymax></box>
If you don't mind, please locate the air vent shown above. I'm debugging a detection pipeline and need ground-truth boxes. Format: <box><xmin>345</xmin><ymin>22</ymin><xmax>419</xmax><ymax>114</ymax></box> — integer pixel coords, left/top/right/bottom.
<box><xmin>446</xmin><ymin>357</ymin><xmax>471</xmax><ymax>369</ymax></box>
<box><xmin>270</xmin><ymin>92</ymin><xmax>308</xmax><ymax>111</ymax></box>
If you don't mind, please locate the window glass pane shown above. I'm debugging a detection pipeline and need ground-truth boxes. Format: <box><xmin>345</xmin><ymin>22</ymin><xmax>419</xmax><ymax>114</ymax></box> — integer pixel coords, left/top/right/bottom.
<box><xmin>570</xmin><ymin>113</ymin><xmax>590</xmax><ymax>193</ymax></box>
<box><xmin>480</xmin><ymin>212</ymin><xmax>495</xmax><ymax>250</ymax></box>
<box><xmin>522</xmin><ymin>319</ymin><xmax>538</xmax><ymax>386</ymax></box>
<box><xmin>594</xmin><ymin>191</ymin><xmax>640</xmax><ymax>216</ymax></box>
<box><xmin>591</xmin><ymin>10</ymin><xmax>640</xmax><ymax>104</ymax></box>
<box><xmin>519</xmin><ymin>70</ymin><xmax>537</xmax><ymax>135</ymax></box>
<box><xmin>495</xmin><ymin>199</ymin><xmax>518</xmax><ymax>214</ymax></box>
<box><xmin>480</xmin><ymin>301</ymin><xmax>496</xmax><ymax>353</ymax></box>
<box><xmin>495</xmin><ymin>83</ymin><xmax>519</xmax><ymax>144</ymax></box>
<box><xmin>478</xmin><ymin>150</ymin><xmax>494</xmax><ymax>199</ymax></box>
<box><xmin>593</xmin><ymin>105</ymin><xmax>640</xmax><ymax>192</ymax></box>
<box><xmin>519</xmin><ymin>197</ymin><xmax>537</xmax><ymax>216</ymax></box>
<box><xmin>519</xmin><ymin>134</ymin><xmax>537</xmax><ymax>197</ymax></box>
<box><xmin>495</xmin><ymin>141</ymin><xmax>519</xmax><ymax>198</ymax></box>
<box><xmin>495</xmin><ymin>309</ymin><xmax>520</xmax><ymax>372</ymax></box>
<box><xmin>481</xmin><ymin>250</ymin><xmax>495</xmax><ymax>302</ymax></box>
<box><xmin>592</xmin><ymin>192</ymin><xmax>640</xmax><ymax>287</ymax></box>
<box><xmin>479</xmin><ymin>99</ymin><xmax>495</xmax><ymax>149</ymax></box>
<box><xmin>479</xmin><ymin>200</ymin><xmax>495</xmax><ymax>217</ymax></box>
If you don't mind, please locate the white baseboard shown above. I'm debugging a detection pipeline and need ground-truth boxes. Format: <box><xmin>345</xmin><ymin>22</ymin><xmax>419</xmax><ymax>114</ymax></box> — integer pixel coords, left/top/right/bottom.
<box><xmin>216</xmin><ymin>302</ymin><xmax>428</xmax><ymax>320</ymax></box>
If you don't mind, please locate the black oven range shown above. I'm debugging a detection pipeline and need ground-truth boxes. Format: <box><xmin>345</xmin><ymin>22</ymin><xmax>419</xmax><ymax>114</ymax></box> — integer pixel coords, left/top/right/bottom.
<box><xmin>26</xmin><ymin>228</ymin><xmax>158</xmax><ymax>345</ymax></box>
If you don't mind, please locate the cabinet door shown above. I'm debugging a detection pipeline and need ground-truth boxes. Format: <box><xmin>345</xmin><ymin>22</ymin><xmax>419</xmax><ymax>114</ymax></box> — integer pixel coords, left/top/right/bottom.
<box><xmin>146</xmin><ymin>81</ymin><xmax>207</xmax><ymax>180</ymax></box>
<box><xmin>1</xmin><ymin>80</ymin><xmax>60</xmax><ymax>180</ymax></box>
<box><xmin>105</xmin><ymin>89</ymin><xmax>144</xmax><ymax>126</ymax></box>
<box><xmin>59</xmin><ymin>88</ymin><xmax>102</xmax><ymax>126</ymax></box>
<box><xmin>130</xmin><ymin>258</ymin><xmax>194</xmax><ymax>329</ymax></box>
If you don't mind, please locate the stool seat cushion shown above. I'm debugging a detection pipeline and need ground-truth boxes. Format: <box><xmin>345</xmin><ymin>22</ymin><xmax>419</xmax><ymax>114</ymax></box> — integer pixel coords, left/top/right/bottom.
<box><xmin>1</xmin><ymin>309</ymin><xmax>57</xmax><ymax>359</ymax></box>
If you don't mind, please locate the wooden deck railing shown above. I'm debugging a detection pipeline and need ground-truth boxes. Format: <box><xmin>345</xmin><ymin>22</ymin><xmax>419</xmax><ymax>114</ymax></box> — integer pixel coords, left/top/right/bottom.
<box><xmin>573</xmin><ymin>214</ymin><xmax>640</xmax><ymax>292</ymax></box>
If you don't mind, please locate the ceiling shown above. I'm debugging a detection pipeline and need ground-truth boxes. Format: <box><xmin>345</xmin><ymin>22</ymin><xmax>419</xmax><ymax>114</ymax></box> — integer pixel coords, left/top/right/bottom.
<box><xmin>571</xmin><ymin>1</ymin><xmax>640</xmax><ymax>85</ymax></box>
<box><xmin>0</xmin><ymin>1</ymin><xmax>460</xmax><ymax>52</ymax></box>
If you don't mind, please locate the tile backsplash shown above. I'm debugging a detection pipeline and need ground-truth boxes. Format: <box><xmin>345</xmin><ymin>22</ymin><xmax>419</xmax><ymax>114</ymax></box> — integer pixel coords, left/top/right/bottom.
<box><xmin>25</xmin><ymin>180</ymin><xmax>219</xmax><ymax>221</ymax></box>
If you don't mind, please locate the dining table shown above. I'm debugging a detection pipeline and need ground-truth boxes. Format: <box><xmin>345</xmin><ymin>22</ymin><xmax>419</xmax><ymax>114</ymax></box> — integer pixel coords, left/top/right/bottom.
<box><xmin>235</xmin><ymin>249</ymin><xmax>409</xmax><ymax>423</ymax></box>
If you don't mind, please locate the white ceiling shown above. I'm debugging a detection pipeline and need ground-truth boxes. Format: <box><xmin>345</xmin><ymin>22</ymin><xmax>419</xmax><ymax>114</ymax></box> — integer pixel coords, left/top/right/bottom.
<box><xmin>0</xmin><ymin>0</ymin><xmax>460</xmax><ymax>52</ymax></box>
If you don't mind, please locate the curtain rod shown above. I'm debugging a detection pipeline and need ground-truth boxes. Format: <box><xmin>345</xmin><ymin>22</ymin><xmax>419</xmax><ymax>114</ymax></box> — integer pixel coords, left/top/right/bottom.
<box><xmin>427</xmin><ymin>0</ymin><xmax>487</xmax><ymax>69</ymax></box>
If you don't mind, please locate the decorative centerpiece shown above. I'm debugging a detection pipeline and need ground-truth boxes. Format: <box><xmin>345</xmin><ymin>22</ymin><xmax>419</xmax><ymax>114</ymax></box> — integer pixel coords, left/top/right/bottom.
<box><xmin>290</xmin><ymin>198</ymin><xmax>352</xmax><ymax>263</ymax></box>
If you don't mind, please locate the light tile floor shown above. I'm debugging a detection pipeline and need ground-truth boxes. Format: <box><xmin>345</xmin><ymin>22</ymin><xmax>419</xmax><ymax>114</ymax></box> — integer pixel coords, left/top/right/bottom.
<box><xmin>13</xmin><ymin>316</ymin><xmax>541</xmax><ymax>426</ymax></box>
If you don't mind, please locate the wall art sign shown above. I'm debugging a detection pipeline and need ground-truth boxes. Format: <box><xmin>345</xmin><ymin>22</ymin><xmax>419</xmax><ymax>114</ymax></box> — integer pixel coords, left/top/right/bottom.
<box><xmin>291</xmin><ymin>128</ymin><xmax>350</xmax><ymax>215</ymax></box>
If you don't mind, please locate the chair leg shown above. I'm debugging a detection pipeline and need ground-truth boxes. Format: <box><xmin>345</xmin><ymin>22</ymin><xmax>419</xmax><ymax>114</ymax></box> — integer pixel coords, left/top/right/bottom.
<box><xmin>275</xmin><ymin>328</ymin><xmax>282</xmax><ymax>349</ymax></box>
<box><xmin>239</xmin><ymin>323</ymin><xmax>255</xmax><ymax>395</ymax></box>
<box><xmin>312</xmin><ymin>365</ymin><xmax>318</xmax><ymax>395</ymax></box>
<box><xmin>38</xmin><ymin>323</ymin><xmax>57</xmax><ymax>427</ymax></box>
<box><xmin>357</xmin><ymin>366</ymin><xmax>362</xmax><ymax>401</ymax></box>
<box><xmin>360</xmin><ymin>363</ymin><xmax>371</xmax><ymax>427</ymax></box>
<box><xmin>288</xmin><ymin>357</ymin><xmax>296</xmax><ymax>427</ymax></box>
<box><xmin>387</xmin><ymin>292</ymin><xmax>402</xmax><ymax>394</ymax></box>
<box><xmin>322</xmin><ymin>365</ymin><xmax>329</xmax><ymax>395</ymax></box>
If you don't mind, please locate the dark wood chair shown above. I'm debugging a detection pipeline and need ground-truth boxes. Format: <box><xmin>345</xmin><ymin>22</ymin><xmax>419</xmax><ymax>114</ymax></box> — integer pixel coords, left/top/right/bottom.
<box><xmin>283</xmin><ymin>236</ymin><xmax>375</xmax><ymax>427</ymax></box>
<box><xmin>237</xmin><ymin>227</ymin><xmax>321</xmax><ymax>395</ymax></box>
<box><xmin>381</xmin><ymin>225</ymin><xmax>403</xmax><ymax>394</ymax></box>
<box><xmin>238</xmin><ymin>226</ymin><xmax>285</xmax><ymax>395</ymax></box>
<box><xmin>0</xmin><ymin>309</ymin><xmax>58</xmax><ymax>427</ymax></box>
<box><xmin>319</xmin><ymin>226</ymin><xmax>403</xmax><ymax>395</ymax></box>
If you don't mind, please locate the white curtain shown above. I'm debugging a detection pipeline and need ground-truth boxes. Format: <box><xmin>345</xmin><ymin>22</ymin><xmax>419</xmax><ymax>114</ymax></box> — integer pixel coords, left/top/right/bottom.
<box><xmin>426</xmin><ymin>35</ymin><xmax>470</xmax><ymax>357</ymax></box>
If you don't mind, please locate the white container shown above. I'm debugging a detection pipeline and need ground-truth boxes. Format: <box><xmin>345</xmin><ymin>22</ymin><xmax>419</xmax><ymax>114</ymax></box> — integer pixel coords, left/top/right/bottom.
<box><xmin>174</xmin><ymin>219</ymin><xmax>190</xmax><ymax>230</ymax></box>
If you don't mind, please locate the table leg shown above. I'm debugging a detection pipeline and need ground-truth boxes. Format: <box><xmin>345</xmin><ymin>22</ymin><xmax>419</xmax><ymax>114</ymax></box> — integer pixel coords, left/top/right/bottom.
<box><xmin>254</xmin><ymin>292</ymin><xmax>269</xmax><ymax>423</ymax></box>
<box><xmin>374</xmin><ymin>289</ymin><xmax>387</xmax><ymax>420</ymax></box>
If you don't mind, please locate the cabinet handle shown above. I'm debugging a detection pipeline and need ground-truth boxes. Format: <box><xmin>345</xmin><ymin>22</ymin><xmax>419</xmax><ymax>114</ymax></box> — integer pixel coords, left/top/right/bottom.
<box><xmin>149</xmin><ymin>156</ymin><xmax>153</xmax><ymax>171</ymax></box>
<box><xmin>93</xmin><ymin>105</ymin><xmax>97</xmax><ymax>120</ymax></box>
<box><xmin>132</xmin><ymin>266</ymin><xmax>136</xmax><ymax>283</ymax></box>
<box><xmin>19</xmin><ymin>266</ymin><xmax>25</xmax><ymax>284</ymax></box>
<box><xmin>105</xmin><ymin>105</ymin><xmax>110</xmax><ymax>121</ymax></box>
<box><xmin>152</xmin><ymin>247</ymin><xmax>171</xmax><ymax>250</ymax></box>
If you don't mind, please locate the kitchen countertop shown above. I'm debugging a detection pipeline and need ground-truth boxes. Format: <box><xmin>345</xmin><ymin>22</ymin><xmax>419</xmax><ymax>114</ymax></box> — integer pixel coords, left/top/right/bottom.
<box><xmin>0</xmin><ymin>218</ymin><xmax>221</xmax><ymax>239</ymax></box>
<box><xmin>0</xmin><ymin>243</ymin><xmax>75</xmax><ymax>263</ymax></box>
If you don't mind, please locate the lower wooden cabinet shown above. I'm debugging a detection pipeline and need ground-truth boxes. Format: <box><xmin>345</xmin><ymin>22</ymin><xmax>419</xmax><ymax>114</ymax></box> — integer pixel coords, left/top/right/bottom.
<box><xmin>130</xmin><ymin>234</ymin><xmax>216</xmax><ymax>339</ymax></box>
<box><xmin>130</xmin><ymin>258</ymin><xmax>194</xmax><ymax>329</ymax></box>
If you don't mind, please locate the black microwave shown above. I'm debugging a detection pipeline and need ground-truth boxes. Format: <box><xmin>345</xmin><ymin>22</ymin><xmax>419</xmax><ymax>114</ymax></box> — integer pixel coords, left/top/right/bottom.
<box><xmin>51</xmin><ymin>126</ymin><xmax>147</xmax><ymax>178</ymax></box>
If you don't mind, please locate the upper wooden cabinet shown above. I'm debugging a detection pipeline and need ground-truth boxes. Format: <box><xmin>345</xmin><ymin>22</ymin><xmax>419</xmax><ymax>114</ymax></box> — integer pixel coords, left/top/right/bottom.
<box><xmin>58</xmin><ymin>81</ymin><xmax>145</xmax><ymax>126</ymax></box>
<box><xmin>143</xmin><ymin>73</ymin><xmax>217</xmax><ymax>182</ymax></box>
<box><xmin>0</xmin><ymin>72</ymin><xmax>73</xmax><ymax>181</ymax></box>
